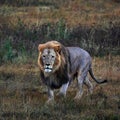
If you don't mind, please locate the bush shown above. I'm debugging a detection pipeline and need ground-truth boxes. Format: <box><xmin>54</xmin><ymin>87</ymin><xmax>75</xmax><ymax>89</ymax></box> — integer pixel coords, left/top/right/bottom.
<box><xmin>0</xmin><ymin>18</ymin><xmax>120</xmax><ymax>63</ymax></box>
<box><xmin>0</xmin><ymin>37</ymin><xmax>18</xmax><ymax>63</ymax></box>
<box><xmin>0</xmin><ymin>0</ymin><xmax>68</xmax><ymax>7</ymax></box>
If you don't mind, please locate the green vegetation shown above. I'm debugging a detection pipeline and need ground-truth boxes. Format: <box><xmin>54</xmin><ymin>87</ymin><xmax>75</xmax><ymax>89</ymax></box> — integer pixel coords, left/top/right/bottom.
<box><xmin>0</xmin><ymin>0</ymin><xmax>66</xmax><ymax>7</ymax></box>
<box><xmin>0</xmin><ymin>0</ymin><xmax>120</xmax><ymax>63</ymax></box>
<box><xmin>0</xmin><ymin>18</ymin><xmax>119</xmax><ymax>63</ymax></box>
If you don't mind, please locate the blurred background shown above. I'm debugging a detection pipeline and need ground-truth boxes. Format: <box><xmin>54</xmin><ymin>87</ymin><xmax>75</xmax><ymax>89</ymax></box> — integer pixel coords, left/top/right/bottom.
<box><xmin>0</xmin><ymin>0</ymin><xmax>120</xmax><ymax>63</ymax></box>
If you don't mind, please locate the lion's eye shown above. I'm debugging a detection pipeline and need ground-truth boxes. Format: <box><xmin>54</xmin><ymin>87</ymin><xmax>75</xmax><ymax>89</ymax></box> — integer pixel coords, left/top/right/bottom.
<box><xmin>52</xmin><ymin>56</ymin><xmax>55</xmax><ymax>58</ymax></box>
<box><xmin>42</xmin><ymin>55</ymin><xmax>45</xmax><ymax>58</ymax></box>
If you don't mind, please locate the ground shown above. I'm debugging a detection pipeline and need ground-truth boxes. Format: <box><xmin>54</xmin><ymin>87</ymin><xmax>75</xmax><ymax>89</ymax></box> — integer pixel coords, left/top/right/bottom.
<box><xmin>0</xmin><ymin>56</ymin><xmax>120</xmax><ymax>120</ymax></box>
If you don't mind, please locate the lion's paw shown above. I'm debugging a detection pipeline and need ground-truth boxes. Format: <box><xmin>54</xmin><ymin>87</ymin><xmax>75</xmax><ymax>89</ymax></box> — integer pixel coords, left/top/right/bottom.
<box><xmin>74</xmin><ymin>91</ymin><xmax>83</xmax><ymax>101</ymax></box>
<box><xmin>57</xmin><ymin>92</ymin><xmax>66</xmax><ymax>98</ymax></box>
<box><xmin>45</xmin><ymin>98</ymin><xmax>55</xmax><ymax>106</ymax></box>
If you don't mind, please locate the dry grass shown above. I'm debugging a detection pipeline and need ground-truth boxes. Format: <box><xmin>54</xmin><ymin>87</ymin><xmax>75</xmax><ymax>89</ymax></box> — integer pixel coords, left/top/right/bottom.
<box><xmin>0</xmin><ymin>0</ymin><xmax>120</xmax><ymax>27</ymax></box>
<box><xmin>0</xmin><ymin>0</ymin><xmax>120</xmax><ymax>119</ymax></box>
<box><xmin>0</xmin><ymin>56</ymin><xmax>120</xmax><ymax>119</ymax></box>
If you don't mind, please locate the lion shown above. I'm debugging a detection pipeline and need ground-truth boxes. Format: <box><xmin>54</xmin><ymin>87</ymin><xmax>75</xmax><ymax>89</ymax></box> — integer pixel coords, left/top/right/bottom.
<box><xmin>38</xmin><ymin>41</ymin><xmax>107</xmax><ymax>103</ymax></box>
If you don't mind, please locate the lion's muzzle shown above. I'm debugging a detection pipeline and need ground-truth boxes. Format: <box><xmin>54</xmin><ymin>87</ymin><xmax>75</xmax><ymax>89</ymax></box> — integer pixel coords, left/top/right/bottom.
<box><xmin>44</xmin><ymin>65</ymin><xmax>53</xmax><ymax>73</ymax></box>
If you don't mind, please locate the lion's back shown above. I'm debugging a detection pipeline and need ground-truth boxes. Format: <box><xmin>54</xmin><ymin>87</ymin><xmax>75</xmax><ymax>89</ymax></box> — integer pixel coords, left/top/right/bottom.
<box><xmin>67</xmin><ymin>47</ymin><xmax>91</xmax><ymax>60</ymax></box>
<box><xmin>67</xmin><ymin>47</ymin><xmax>92</xmax><ymax>73</ymax></box>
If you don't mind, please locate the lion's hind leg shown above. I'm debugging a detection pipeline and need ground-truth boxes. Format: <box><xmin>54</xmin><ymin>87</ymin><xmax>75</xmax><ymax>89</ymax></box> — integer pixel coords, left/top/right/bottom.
<box><xmin>74</xmin><ymin>73</ymin><xmax>86</xmax><ymax>100</ymax></box>
<box><xmin>74</xmin><ymin>63</ymin><xmax>90</xmax><ymax>100</ymax></box>
<box><xmin>84</xmin><ymin>77</ymin><xmax>93</xmax><ymax>95</ymax></box>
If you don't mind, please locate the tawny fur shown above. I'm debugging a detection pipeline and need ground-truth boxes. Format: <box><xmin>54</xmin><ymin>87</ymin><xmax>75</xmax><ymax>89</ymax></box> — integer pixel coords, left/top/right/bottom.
<box><xmin>38</xmin><ymin>41</ymin><xmax>107</xmax><ymax>103</ymax></box>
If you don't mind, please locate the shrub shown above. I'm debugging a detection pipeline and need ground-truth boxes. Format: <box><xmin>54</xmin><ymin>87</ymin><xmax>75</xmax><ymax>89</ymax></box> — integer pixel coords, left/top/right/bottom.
<box><xmin>0</xmin><ymin>38</ymin><xmax>16</xmax><ymax>64</ymax></box>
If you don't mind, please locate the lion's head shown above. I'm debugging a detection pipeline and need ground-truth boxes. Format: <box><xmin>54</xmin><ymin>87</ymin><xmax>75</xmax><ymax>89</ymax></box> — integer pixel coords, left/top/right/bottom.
<box><xmin>38</xmin><ymin>41</ymin><xmax>66</xmax><ymax>74</ymax></box>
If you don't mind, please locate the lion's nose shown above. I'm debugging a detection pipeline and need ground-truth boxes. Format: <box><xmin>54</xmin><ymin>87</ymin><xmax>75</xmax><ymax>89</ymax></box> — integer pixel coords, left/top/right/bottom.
<box><xmin>46</xmin><ymin>63</ymin><xmax>50</xmax><ymax>66</ymax></box>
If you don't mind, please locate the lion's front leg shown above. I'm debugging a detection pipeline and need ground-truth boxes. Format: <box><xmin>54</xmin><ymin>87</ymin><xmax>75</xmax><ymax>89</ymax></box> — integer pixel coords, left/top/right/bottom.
<box><xmin>58</xmin><ymin>82</ymin><xmax>69</xmax><ymax>97</ymax></box>
<box><xmin>46</xmin><ymin>87</ymin><xmax>54</xmax><ymax>104</ymax></box>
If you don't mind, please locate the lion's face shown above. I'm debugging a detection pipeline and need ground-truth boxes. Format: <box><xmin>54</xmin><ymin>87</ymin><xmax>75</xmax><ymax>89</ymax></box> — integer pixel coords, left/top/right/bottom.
<box><xmin>40</xmin><ymin>48</ymin><xmax>56</xmax><ymax>73</ymax></box>
<box><xmin>38</xmin><ymin>41</ymin><xmax>62</xmax><ymax>73</ymax></box>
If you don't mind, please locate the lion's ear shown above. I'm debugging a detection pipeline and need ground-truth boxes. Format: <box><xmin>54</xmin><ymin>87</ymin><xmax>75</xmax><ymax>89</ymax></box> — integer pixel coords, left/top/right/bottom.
<box><xmin>54</xmin><ymin>45</ymin><xmax>61</xmax><ymax>53</ymax></box>
<box><xmin>38</xmin><ymin>44</ymin><xmax>44</xmax><ymax>51</ymax></box>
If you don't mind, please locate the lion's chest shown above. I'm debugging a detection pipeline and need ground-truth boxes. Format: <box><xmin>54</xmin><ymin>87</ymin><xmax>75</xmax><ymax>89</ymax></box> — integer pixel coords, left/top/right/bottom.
<box><xmin>44</xmin><ymin>74</ymin><xmax>61</xmax><ymax>89</ymax></box>
<box><xmin>43</xmin><ymin>73</ymin><xmax>68</xmax><ymax>89</ymax></box>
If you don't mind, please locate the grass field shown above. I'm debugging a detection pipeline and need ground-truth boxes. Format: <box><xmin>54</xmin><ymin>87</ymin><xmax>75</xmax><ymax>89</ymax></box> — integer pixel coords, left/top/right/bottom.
<box><xmin>0</xmin><ymin>0</ymin><xmax>120</xmax><ymax>59</ymax></box>
<box><xmin>0</xmin><ymin>0</ymin><xmax>120</xmax><ymax>119</ymax></box>
<box><xmin>0</xmin><ymin>56</ymin><xmax>120</xmax><ymax>120</ymax></box>
<box><xmin>0</xmin><ymin>0</ymin><xmax>120</xmax><ymax>27</ymax></box>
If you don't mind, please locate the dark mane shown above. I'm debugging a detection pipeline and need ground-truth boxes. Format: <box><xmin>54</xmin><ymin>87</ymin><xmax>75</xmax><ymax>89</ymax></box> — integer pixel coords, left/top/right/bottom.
<box><xmin>39</xmin><ymin>43</ymin><xmax>70</xmax><ymax>89</ymax></box>
<box><xmin>58</xmin><ymin>44</ymin><xmax>70</xmax><ymax>73</ymax></box>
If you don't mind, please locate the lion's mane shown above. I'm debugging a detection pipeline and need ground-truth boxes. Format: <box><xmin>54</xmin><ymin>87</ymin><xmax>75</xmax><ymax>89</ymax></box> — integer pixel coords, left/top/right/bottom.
<box><xmin>38</xmin><ymin>41</ymin><xmax>70</xmax><ymax>89</ymax></box>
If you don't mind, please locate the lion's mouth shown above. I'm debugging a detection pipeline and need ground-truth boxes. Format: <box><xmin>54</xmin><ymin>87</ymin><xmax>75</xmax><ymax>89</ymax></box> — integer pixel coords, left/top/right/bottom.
<box><xmin>44</xmin><ymin>66</ymin><xmax>53</xmax><ymax>73</ymax></box>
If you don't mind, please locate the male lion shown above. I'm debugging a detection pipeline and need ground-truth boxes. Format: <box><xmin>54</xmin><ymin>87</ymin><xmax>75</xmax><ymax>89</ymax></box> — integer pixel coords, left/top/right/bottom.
<box><xmin>38</xmin><ymin>41</ymin><xmax>107</xmax><ymax>103</ymax></box>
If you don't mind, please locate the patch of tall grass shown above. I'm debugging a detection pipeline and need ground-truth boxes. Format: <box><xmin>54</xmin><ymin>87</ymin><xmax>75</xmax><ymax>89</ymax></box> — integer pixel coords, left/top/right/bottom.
<box><xmin>0</xmin><ymin>0</ymin><xmax>68</xmax><ymax>7</ymax></box>
<box><xmin>0</xmin><ymin>37</ymin><xmax>16</xmax><ymax>63</ymax></box>
<box><xmin>0</xmin><ymin>18</ymin><xmax>119</xmax><ymax>64</ymax></box>
<box><xmin>45</xmin><ymin>18</ymin><xmax>70</xmax><ymax>40</ymax></box>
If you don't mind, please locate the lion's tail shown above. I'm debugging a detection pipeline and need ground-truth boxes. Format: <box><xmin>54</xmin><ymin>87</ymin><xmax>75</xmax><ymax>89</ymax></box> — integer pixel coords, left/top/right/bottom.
<box><xmin>89</xmin><ymin>68</ymin><xmax>107</xmax><ymax>84</ymax></box>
